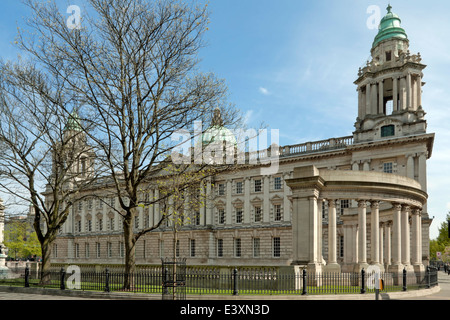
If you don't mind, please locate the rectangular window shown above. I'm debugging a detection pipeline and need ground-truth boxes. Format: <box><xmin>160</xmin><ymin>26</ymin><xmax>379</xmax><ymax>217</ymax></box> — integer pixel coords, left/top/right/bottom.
<box><xmin>236</xmin><ymin>208</ymin><xmax>243</xmax><ymax>224</ymax></box>
<box><xmin>218</xmin><ymin>183</ymin><xmax>225</xmax><ymax>196</ymax></box>
<box><xmin>190</xmin><ymin>239</ymin><xmax>196</xmax><ymax>257</ymax></box>
<box><xmin>217</xmin><ymin>239</ymin><xmax>223</xmax><ymax>257</ymax></box>
<box><xmin>386</xmin><ymin>51</ymin><xmax>392</xmax><ymax>61</ymax></box>
<box><xmin>98</xmin><ymin>218</ymin><xmax>103</xmax><ymax>231</ymax></box>
<box><xmin>107</xmin><ymin>242</ymin><xmax>112</xmax><ymax>258</ymax></box>
<box><xmin>119</xmin><ymin>242</ymin><xmax>124</xmax><ymax>258</ymax></box>
<box><xmin>53</xmin><ymin>244</ymin><xmax>58</xmax><ymax>258</ymax></box>
<box><xmin>176</xmin><ymin>240</ymin><xmax>180</xmax><ymax>258</ymax></box>
<box><xmin>254</xmin><ymin>206</ymin><xmax>262</xmax><ymax>222</ymax></box>
<box><xmin>235</xmin><ymin>238</ymin><xmax>241</xmax><ymax>257</ymax></box>
<box><xmin>254</xmin><ymin>179</ymin><xmax>262</xmax><ymax>192</ymax></box>
<box><xmin>218</xmin><ymin>209</ymin><xmax>225</xmax><ymax>225</ymax></box>
<box><xmin>381</xmin><ymin>125</ymin><xmax>395</xmax><ymax>137</ymax></box>
<box><xmin>273</xmin><ymin>237</ymin><xmax>281</xmax><ymax>258</ymax></box>
<box><xmin>274</xmin><ymin>204</ymin><xmax>282</xmax><ymax>221</ymax></box>
<box><xmin>274</xmin><ymin>177</ymin><xmax>282</xmax><ymax>190</ymax></box>
<box><xmin>339</xmin><ymin>235</ymin><xmax>344</xmax><ymax>258</ymax></box>
<box><xmin>340</xmin><ymin>200</ymin><xmax>349</xmax><ymax>215</ymax></box>
<box><xmin>236</xmin><ymin>181</ymin><xmax>243</xmax><ymax>194</ymax></box>
<box><xmin>85</xmin><ymin>243</ymin><xmax>90</xmax><ymax>258</ymax></box>
<box><xmin>75</xmin><ymin>243</ymin><xmax>79</xmax><ymax>258</ymax></box>
<box><xmin>96</xmin><ymin>243</ymin><xmax>101</xmax><ymax>258</ymax></box>
<box><xmin>383</xmin><ymin>162</ymin><xmax>393</xmax><ymax>174</ymax></box>
<box><xmin>253</xmin><ymin>238</ymin><xmax>260</xmax><ymax>258</ymax></box>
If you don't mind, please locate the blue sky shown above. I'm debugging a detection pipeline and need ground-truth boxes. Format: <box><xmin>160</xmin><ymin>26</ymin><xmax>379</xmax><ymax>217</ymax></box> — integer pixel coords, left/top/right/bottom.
<box><xmin>0</xmin><ymin>0</ymin><xmax>449</xmax><ymax>239</ymax></box>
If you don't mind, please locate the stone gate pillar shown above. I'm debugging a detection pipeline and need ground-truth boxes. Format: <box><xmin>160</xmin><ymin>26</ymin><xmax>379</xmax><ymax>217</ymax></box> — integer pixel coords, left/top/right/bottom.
<box><xmin>287</xmin><ymin>166</ymin><xmax>324</xmax><ymax>274</ymax></box>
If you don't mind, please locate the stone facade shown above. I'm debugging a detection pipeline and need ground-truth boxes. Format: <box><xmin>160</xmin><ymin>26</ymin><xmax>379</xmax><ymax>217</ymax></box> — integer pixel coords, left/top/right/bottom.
<box><xmin>50</xmin><ymin>6</ymin><xmax>434</xmax><ymax>272</ymax></box>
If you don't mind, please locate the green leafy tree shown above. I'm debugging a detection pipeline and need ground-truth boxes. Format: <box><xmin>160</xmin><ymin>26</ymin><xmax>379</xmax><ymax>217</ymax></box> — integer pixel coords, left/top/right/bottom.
<box><xmin>429</xmin><ymin>212</ymin><xmax>450</xmax><ymax>261</ymax></box>
<box><xmin>4</xmin><ymin>219</ymin><xmax>41</xmax><ymax>260</ymax></box>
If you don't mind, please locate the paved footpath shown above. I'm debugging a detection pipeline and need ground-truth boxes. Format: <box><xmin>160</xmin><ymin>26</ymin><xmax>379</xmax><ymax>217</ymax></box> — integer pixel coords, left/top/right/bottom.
<box><xmin>394</xmin><ymin>270</ymin><xmax>450</xmax><ymax>300</ymax></box>
<box><xmin>0</xmin><ymin>271</ymin><xmax>449</xmax><ymax>300</ymax></box>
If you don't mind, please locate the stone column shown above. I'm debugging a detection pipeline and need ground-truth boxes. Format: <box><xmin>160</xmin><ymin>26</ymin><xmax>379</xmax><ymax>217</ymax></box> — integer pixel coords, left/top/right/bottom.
<box><xmin>378</xmin><ymin>80</ymin><xmax>384</xmax><ymax>114</ymax></box>
<box><xmin>226</xmin><ymin>179</ymin><xmax>233</xmax><ymax>224</ymax></box>
<box><xmin>283</xmin><ymin>172</ymin><xmax>291</xmax><ymax>222</ymax></box>
<box><xmin>401</xmin><ymin>205</ymin><xmax>412</xmax><ymax>270</ymax></box>
<box><xmin>371</xmin><ymin>82</ymin><xmax>378</xmax><ymax>115</ymax></box>
<box><xmin>417</xmin><ymin>75</ymin><xmax>422</xmax><ymax>108</ymax></box>
<box><xmin>352</xmin><ymin>224</ymin><xmax>359</xmax><ymax>265</ymax></box>
<box><xmin>418</xmin><ymin>152</ymin><xmax>428</xmax><ymax>213</ymax></box>
<box><xmin>389</xmin><ymin>203</ymin><xmax>403</xmax><ymax>273</ymax></box>
<box><xmin>406</xmin><ymin>154</ymin><xmax>415</xmax><ymax>180</ymax></box>
<box><xmin>379</xmin><ymin>223</ymin><xmax>384</xmax><ymax>266</ymax></box>
<box><xmin>400</xmin><ymin>77</ymin><xmax>406</xmax><ymax>110</ymax></box>
<box><xmin>206</xmin><ymin>179</ymin><xmax>213</xmax><ymax>225</ymax></box>
<box><xmin>384</xmin><ymin>222</ymin><xmax>391</xmax><ymax>270</ymax></box>
<box><xmin>325</xmin><ymin>200</ymin><xmax>340</xmax><ymax>272</ymax></box>
<box><xmin>411</xmin><ymin>208</ymin><xmax>424</xmax><ymax>272</ymax></box>
<box><xmin>393</xmin><ymin>76</ymin><xmax>398</xmax><ymax>112</ymax></box>
<box><xmin>366</xmin><ymin>83</ymin><xmax>372</xmax><ymax>115</ymax></box>
<box><xmin>356</xmin><ymin>200</ymin><xmax>368</xmax><ymax>271</ymax></box>
<box><xmin>263</xmin><ymin>176</ymin><xmax>270</xmax><ymax>222</ymax></box>
<box><xmin>370</xmin><ymin>201</ymin><xmax>381</xmax><ymax>269</ymax></box>
<box><xmin>406</xmin><ymin>73</ymin><xmax>412</xmax><ymax>110</ymax></box>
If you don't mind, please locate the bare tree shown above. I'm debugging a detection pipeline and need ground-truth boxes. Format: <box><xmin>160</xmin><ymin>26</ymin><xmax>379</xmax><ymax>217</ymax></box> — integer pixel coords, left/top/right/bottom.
<box><xmin>14</xmin><ymin>0</ymin><xmax>242</xmax><ymax>288</ymax></box>
<box><xmin>0</xmin><ymin>61</ymin><xmax>101</xmax><ymax>284</ymax></box>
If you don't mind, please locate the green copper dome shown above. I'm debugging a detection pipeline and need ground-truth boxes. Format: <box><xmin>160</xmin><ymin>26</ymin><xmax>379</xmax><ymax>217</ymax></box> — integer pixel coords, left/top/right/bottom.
<box><xmin>372</xmin><ymin>5</ymin><xmax>408</xmax><ymax>48</ymax></box>
<box><xmin>64</xmin><ymin>111</ymin><xmax>83</xmax><ymax>132</ymax></box>
<box><xmin>202</xmin><ymin>108</ymin><xmax>237</xmax><ymax>147</ymax></box>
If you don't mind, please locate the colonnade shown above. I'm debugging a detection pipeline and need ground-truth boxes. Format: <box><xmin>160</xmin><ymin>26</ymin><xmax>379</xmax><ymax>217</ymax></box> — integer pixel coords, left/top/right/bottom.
<box><xmin>358</xmin><ymin>72</ymin><xmax>422</xmax><ymax>119</ymax></box>
<box><xmin>323</xmin><ymin>198</ymin><xmax>424</xmax><ymax>273</ymax></box>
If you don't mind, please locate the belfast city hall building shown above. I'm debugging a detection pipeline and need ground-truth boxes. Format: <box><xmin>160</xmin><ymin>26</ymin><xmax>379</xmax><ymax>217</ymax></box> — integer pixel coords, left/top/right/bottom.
<box><xmin>50</xmin><ymin>6</ymin><xmax>435</xmax><ymax>274</ymax></box>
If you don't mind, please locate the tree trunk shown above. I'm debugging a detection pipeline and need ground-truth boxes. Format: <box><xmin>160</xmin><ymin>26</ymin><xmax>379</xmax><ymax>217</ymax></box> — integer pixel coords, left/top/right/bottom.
<box><xmin>39</xmin><ymin>238</ymin><xmax>52</xmax><ymax>285</ymax></box>
<box><xmin>123</xmin><ymin>213</ymin><xmax>136</xmax><ymax>290</ymax></box>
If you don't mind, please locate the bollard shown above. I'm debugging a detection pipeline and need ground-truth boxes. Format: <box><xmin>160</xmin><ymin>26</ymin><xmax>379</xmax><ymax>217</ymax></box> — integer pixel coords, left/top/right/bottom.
<box><xmin>104</xmin><ymin>268</ymin><xmax>110</xmax><ymax>293</ymax></box>
<box><xmin>402</xmin><ymin>268</ymin><xmax>407</xmax><ymax>291</ymax></box>
<box><xmin>24</xmin><ymin>266</ymin><xmax>30</xmax><ymax>288</ymax></box>
<box><xmin>360</xmin><ymin>269</ymin><xmax>366</xmax><ymax>294</ymax></box>
<box><xmin>301</xmin><ymin>269</ymin><xmax>307</xmax><ymax>295</ymax></box>
<box><xmin>232</xmin><ymin>268</ymin><xmax>239</xmax><ymax>296</ymax></box>
<box><xmin>60</xmin><ymin>267</ymin><xmax>66</xmax><ymax>290</ymax></box>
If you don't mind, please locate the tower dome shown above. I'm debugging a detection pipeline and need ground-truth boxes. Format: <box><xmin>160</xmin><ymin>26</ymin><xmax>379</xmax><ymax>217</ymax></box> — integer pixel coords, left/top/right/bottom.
<box><xmin>372</xmin><ymin>5</ymin><xmax>408</xmax><ymax>48</ymax></box>
<box><xmin>201</xmin><ymin>108</ymin><xmax>237</xmax><ymax>148</ymax></box>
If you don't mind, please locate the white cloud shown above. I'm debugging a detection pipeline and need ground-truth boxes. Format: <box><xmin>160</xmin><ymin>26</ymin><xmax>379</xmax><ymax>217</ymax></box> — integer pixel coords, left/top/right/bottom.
<box><xmin>259</xmin><ymin>87</ymin><xmax>270</xmax><ymax>95</ymax></box>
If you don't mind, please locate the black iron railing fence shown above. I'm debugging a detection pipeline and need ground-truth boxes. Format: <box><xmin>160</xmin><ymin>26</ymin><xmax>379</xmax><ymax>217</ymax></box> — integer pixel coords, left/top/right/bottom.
<box><xmin>0</xmin><ymin>265</ymin><xmax>439</xmax><ymax>297</ymax></box>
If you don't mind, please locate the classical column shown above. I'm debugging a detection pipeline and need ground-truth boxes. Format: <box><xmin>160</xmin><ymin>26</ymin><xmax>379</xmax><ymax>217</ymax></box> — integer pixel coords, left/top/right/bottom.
<box><xmin>406</xmin><ymin>73</ymin><xmax>412</xmax><ymax>110</ymax></box>
<box><xmin>263</xmin><ymin>176</ymin><xmax>270</xmax><ymax>222</ymax></box>
<box><xmin>325</xmin><ymin>200</ymin><xmax>340</xmax><ymax>272</ymax></box>
<box><xmin>370</xmin><ymin>201</ymin><xmax>381</xmax><ymax>268</ymax></box>
<box><xmin>418</xmin><ymin>152</ymin><xmax>428</xmax><ymax>213</ymax></box>
<box><xmin>401</xmin><ymin>205</ymin><xmax>412</xmax><ymax>270</ymax></box>
<box><xmin>389</xmin><ymin>203</ymin><xmax>403</xmax><ymax>273</ymax></box>
<box><xmin>357</xmin><ymin>200</ymin><xmax>368</xmax><ymax>271</ymax></box>
<box><xmin>379</xmin><ymin>223</ymin><xmax>384</xmax><ymax>266</ymax></box>
<box><xmin>371</xmin><ymin>82</ymin><xmax>378</xmax><ymax>115</ymax></box>
<box><xmin>384</xmin><ymin>222</ymin><xmax>391</xmax><ymax>269</ymax></box>
<box><xmin>283</xmin><ymin>172</ymin><xmax>291</xmax><ymax>222</ymax></box>
<box><xmin>378</xmin><ymin>80</ymin><xmax>384</xmax><ymax>114</ymax></box>
<box><xmin>352</xmin><ymin>224</ymin><xmax>359</xmax><ymax>265</ymax></box>
<box><xmin>411</xmin><ymin>208</ymin><xmax>425</xmax><ymax>272</ymax></box>
<box><xmin>243</xmin><ymin>178</ymin><xmax>250</xmax><ymax>224</ymax></box>
<box><xmin>399</xmin><ymin>77</ymin><xmax>406</xmax><ymax>110</ymax></box>
<box><xmin>365</xmin><ymin>83</ymin><xmax>371</xmax><ymax>115</ymax></box>
<box><xmin>205</xmin><ymin>179</ymin><xmax>213</xmax><ymax>225</ymax></box>
<box><xmin>393</xmin><ymin>76</ymin><xmax>398</xmax><ymax>112</ymax></box>
<box><xmin>417</xmin><ymin>75</ymin><xmax>422</xmax><ymax>107</ymax></box>
<box><xmin>406</xmin><ymin>154</ymin><xmax>415</xmax><ymax>180</ymax></box>
<box><xmin>317</xmin><ymin>198</ymin><xmax>323</xmax><ymax>265</ymax></box>
<box><xmin>226</xmin><ymin>179</ymin><xmax>233</xmax><ymax>225</ymax></box>
<box><xmin>358</xmin><ymin>88</ymin><xmax>364</xmax><ymax>119</ymax></box>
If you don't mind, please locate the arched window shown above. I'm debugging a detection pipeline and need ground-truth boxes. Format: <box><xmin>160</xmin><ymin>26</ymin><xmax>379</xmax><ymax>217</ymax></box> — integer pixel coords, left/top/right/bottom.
<box><xmin>381</xmin><ymin>125</ymin><xmax>395</xmax><ymax>137</ymax></box>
